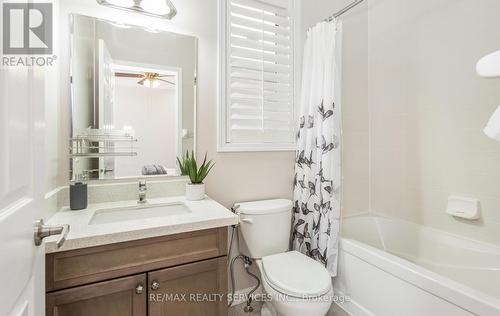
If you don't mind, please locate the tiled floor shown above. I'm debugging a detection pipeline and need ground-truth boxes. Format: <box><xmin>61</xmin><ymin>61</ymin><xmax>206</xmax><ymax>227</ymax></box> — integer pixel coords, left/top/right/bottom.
<box><xmin>228</xmin><ymin>301</ymin><xmax>350</xmax><ymax>316</ymax></box>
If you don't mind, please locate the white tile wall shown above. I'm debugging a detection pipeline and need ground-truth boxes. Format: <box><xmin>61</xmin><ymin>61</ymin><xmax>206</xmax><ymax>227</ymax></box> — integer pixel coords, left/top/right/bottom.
<box><xmin>366</xmin><ymin>0</ymin><xmax>500</xmax><ymax>245</ymax></box>
<box><xmin>340</xmin><ymin>0</ymin><xmax>500</xmax><ymax>245</ymax></box>
<box><xmin>339</xmin><ymin>0</ymin><xmax>370</xmax><ymax>217</ymax></box>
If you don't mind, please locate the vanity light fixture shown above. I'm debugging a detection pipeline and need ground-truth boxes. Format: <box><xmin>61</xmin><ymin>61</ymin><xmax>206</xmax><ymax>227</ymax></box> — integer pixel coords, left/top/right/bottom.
<box><xmin>145</xmin><ymin>28</ymin><xmax>161</xmax><ymax>33</ymax></box>
<box><xmin>96</xmin><ymin>0</ymin><xmax>177</xmax><ymax>20</ymax></box>
<box><xmin>109</xmin><ymin>21</ymin><xmax>132</xmax><ymax>29</ymax></box>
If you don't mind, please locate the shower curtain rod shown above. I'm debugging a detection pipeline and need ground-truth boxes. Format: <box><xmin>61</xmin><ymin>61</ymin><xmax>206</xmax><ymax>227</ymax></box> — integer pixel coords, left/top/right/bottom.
<box><xmin>324</xmin><ymin>0</ymin><xmax>365</xmax><ymax>22</ymax></box>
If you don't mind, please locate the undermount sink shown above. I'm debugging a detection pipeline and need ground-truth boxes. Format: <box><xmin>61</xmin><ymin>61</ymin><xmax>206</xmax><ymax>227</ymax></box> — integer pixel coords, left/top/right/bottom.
<box><xmin>89</xmin><ymin>202</ymin><xmax>191</xmax><ymax>225</ymax></box>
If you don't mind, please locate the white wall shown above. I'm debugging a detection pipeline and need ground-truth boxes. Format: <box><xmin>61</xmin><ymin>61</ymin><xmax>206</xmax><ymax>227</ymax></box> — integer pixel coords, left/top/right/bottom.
<box><xmin>114</xmin><ymin>81</ymin><xmax>177</xmax><ymax>177</ymax></box>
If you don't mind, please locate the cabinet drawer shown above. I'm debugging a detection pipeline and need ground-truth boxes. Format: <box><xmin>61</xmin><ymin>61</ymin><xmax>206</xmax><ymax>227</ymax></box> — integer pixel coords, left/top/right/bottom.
<box><xmin>148</xmin><ymin>257</ymin><xmax>228</xmax><ymax>316</ymax></box>
<box><xmin>46</xmin><ymin>273</ymin><xmax>146</xmax><ymax>316</ymax></box>
<box><xmin>46</xmin><ymin>228</ymin><xmax>227</xmax><ymax>292</ymax></box>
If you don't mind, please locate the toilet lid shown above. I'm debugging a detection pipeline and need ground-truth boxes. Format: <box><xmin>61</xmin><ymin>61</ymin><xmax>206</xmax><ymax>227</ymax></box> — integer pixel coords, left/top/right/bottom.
<box><xmin>262</xmin><ymin>251</ymin><xmax>332</xmax><ymax>298</ymax></box>
<box><xmin>236</xmin><ymin>199</ymin><xmax>292</xmax><ymax>215</ymax></box>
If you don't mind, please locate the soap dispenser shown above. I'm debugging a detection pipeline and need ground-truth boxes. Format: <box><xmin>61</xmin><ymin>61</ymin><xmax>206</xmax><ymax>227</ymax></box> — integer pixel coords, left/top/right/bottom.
<box><xmin>70</xmin><ymin>172</ymin><xmax>88</xmax><ymax>210</ymax></box>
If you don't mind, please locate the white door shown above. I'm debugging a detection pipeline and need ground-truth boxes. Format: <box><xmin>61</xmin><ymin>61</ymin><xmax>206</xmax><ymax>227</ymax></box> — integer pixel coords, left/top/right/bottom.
<box><xmin>98</xmin><ymin>39</ymin><xmax>116</xmax><ymax>179</ymax></box>
<box><xmin>0</xmin><ymin>67</ymin><xmax>47</xmax><ymax>314</ymax></box>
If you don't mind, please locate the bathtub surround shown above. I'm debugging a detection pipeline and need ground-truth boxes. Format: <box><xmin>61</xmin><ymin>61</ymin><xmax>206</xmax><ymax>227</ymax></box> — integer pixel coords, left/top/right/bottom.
<box><xmin>302</xmin><ymin>0</ymin><xmax>500</xmax><ymax>246</ymax></box>
<box><xmin>366</xmin><ymin>0</ymin><xmax>500</xmax><ymax>245</ymax></box>
<box><xmin>292</xmin><ymin>21</ymin><xmax>342</xmax><ymax>274</ymax></box>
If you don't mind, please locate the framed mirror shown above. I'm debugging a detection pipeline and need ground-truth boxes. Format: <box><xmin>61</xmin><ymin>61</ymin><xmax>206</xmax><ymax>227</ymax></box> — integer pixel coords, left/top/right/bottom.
<box><xmin>69</xmin><ymin>14</ymin><xmax>197</xmax><ymax>181</ymax></box>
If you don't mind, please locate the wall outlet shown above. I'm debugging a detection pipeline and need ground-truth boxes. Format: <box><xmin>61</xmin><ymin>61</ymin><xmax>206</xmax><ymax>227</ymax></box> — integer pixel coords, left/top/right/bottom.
<box><xmin>446</xmin><ymin>196</ymin><xmax>480</xmax><ymax>220</ymax></box>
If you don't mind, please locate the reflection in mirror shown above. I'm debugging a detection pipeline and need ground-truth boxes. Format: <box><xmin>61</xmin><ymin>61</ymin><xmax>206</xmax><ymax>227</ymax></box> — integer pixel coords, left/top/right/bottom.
<box><xmin>70</xmin><ymin>14</ymin><xmax>197</xmax><ymax>180</ymax></box>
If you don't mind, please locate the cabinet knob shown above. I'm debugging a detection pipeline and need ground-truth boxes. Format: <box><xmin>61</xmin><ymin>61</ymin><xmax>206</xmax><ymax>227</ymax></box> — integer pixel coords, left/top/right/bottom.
<box><xmin>151</xmin><ymin>280</ymin><xmax>160</xmax><ymax>291</ymax></box>
<box><xmin>135</xmin><ymin>284</ymin><xmax>144</xmax><ymax>294</ymax></box>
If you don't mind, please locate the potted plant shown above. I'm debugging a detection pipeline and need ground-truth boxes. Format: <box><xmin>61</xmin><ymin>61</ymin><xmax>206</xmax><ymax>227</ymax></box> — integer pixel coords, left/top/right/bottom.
<box><xmin>177</xmin><ymin>151</ymin><xmax>215</xmax><ymax>201</ymax></box>
<box><xmin>176</xmin><ymin>150</ymin><xmax>190</xmax><ymax>176</ymax></box>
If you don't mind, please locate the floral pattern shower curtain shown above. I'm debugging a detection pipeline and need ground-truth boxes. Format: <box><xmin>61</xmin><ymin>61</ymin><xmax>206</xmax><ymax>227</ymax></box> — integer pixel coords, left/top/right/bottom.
<box><xmin>292</xmin><ymin>21</ymin><xmax>342</xmax><ymax>275</ymax></box>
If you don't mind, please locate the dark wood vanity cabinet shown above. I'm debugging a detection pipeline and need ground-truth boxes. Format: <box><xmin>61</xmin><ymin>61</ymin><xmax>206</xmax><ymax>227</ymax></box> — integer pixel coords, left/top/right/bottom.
<box><xmin>148</xmin><ymin>257</ymin><xmax>227</xmax><ymax>316</ymax></box>
<box><xmin>45</xmin><ymin>228</ymin><xmax>228</xmax><ymax>316</ymax></box>
<box><xmin>46</xmin><ymin>274</ymin><xmax>147</xmax><ymax>316</ymax></box>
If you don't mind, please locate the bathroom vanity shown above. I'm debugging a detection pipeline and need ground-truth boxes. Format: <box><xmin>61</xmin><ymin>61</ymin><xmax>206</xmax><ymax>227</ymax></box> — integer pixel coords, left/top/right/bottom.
<box><xmin>41</xmin><ymin>12</ymin><xmax>241</xmax><ymax>316</ymax></box>
<box><xmin>44</xmin><ymin>196</ymin><xmax>238</xmax><ymax>316</ymax></box>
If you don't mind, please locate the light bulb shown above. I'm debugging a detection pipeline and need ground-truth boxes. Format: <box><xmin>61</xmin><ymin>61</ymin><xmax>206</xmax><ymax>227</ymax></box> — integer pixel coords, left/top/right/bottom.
<box><xmin>140</xmin><ymin>0</ymin><xmax>171</xmax><ymax>15</ymax></box>
<box><xmin>152</xmin><ymin>80</ymin><xmax>160</xmax><ymax>88</ymax></box>
<box><xmin>139</xmin><ymin>78</ymin><xmax>160</xmax><ymax>88</ymax></box>
<box><xmin>110</xmin><ymin>21</ymin><xmax>131</xmax><ymax>29</ymax></box>
<box><xmin>145</xmin><ymin>28</ymin><xmax>161</xmax><ymax>33</ymax></box>
<box><xmin>106</xmin><ymin>0</ymin><xmax>135</xmax><ymax>8</ymax></box>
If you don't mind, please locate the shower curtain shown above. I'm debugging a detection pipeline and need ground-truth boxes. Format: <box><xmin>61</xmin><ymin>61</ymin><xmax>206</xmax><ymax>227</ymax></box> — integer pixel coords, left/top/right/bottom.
<box><xmin>292</xmin><ymin>20</ymin><xmax>342</xmax><ymax>275</ymax></box>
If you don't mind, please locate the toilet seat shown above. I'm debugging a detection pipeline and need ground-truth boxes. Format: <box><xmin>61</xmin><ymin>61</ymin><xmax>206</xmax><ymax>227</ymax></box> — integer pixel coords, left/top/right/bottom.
<box><xmin>261</xmin><ymin>251</ymin><xmax>332</xmax><ymax>298</ymax></box>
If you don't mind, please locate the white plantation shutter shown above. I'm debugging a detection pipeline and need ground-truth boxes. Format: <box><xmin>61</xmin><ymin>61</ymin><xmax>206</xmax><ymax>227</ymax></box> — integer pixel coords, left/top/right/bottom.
<box><xmin>220</xmin><ymin>0</ymin><xmax>296</xmax><ymax>151</ymax></box>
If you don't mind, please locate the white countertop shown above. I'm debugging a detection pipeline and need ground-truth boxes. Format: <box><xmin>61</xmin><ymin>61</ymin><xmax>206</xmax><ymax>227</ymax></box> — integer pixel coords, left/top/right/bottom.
<box><xmin>45</xmin><ymin>196</ymin><xmax>239</xmax><ymax>253</ymax></box>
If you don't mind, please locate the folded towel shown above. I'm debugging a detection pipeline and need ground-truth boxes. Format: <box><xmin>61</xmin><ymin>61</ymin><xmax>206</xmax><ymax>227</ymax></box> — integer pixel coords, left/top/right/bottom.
<box><xmin>484</xmin><ymin>105</ymin><xmax>500</xmax><ymax>141</ymax></box>
<box><xmin>142</xmin><ymin>165</ymin><xmax>168</xmax><ymax>175</ymax></box>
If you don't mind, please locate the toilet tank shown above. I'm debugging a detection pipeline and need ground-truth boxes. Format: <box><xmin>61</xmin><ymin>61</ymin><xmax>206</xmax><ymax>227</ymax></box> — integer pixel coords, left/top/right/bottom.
<box><xmin>236</xmin><ymin>199</ymin><xmax>293</xmax><ymax>259</ymax></box>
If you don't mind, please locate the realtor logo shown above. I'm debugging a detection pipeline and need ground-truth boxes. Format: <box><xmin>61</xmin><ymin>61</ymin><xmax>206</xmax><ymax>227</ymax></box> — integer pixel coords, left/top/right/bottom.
<box><xmin>2</xmin><ymin>3</ymin><xmax>53</xmax><ymax>55</ymax></box>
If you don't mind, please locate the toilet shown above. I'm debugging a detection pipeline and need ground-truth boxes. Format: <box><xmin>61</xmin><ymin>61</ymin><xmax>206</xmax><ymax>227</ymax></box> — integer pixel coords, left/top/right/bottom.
<box><xmin>236</xmin><ymin>199</ymin><xmax>333</xmax><ymax>316</ymax></box>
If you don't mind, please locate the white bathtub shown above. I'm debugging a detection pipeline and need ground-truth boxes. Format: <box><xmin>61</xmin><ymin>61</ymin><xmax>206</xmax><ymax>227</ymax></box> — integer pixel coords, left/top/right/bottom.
<box><xmin>333</xmin><ymin>214</ymin><xmax>500</xmax><ymax>316</ymax></box>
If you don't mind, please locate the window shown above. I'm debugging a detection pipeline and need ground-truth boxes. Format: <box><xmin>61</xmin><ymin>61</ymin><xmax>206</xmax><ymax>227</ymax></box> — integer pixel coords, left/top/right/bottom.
<box><xmin>218</xmin><ymin>0</ymin><xmax>297</xmax><ymax>152</ymax></box>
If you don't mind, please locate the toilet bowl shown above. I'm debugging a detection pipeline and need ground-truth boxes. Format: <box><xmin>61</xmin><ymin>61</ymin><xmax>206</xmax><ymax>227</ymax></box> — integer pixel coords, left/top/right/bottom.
<box><xmin>257</xmin><ymin>252</ymin><xmax>333</xmax><ymax>316</ymax></box>
<box><xmin>236</xmin><ymin>199</ymin><xmax>333</xmax><ymax>316</ymax></box>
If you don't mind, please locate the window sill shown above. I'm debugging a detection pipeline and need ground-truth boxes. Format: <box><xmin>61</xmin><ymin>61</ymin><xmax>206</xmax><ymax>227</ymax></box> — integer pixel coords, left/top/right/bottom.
<box><xmin>217</xmin><ymin>144</ymin><xmax>297</xmax><ymax>153</ymax></box>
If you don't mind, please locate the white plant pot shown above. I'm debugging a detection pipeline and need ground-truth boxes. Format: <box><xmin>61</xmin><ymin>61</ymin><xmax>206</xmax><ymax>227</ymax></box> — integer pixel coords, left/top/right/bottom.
<box><xmin>186</xmin><ymin>183</ymin><xmax>205</xmax><ymax>201</ymax></box>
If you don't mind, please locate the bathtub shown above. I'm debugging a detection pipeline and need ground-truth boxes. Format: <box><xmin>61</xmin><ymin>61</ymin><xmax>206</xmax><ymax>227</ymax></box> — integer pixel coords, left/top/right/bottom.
<box><xmin>333</xmin><ymin>214</ymin><xmax>500</xmax><ymax>316</ymax></box>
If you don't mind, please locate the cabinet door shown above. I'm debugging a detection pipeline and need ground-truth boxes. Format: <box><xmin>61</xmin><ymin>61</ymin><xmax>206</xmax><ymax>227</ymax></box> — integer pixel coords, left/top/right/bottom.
<box><xmin>46</xmin><ymin>273</ymin><xmax>146</xmax><ymax>316</ymax></box>
<box><xmin>148</xmin><ymin>257</ymin><xmax>228</xmax><ymax>316</ymax></box>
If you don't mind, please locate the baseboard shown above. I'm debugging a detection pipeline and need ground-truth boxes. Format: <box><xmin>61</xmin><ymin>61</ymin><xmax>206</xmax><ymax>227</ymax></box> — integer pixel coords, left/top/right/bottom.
<box><xmin>333</xmin><ymin>289</ymin><xmax>374</xmax><ymax>316</ymax></box>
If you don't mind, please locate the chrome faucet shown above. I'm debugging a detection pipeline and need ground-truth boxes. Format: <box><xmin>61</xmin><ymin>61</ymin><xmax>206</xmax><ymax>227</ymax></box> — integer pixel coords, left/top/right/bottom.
<box><xmin>138</xmin><ymin>180</ymin><xmax>147</xmax><ymax>204</ymax></box>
